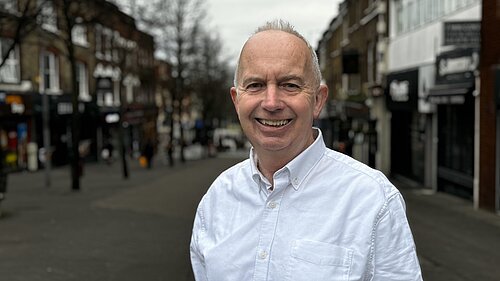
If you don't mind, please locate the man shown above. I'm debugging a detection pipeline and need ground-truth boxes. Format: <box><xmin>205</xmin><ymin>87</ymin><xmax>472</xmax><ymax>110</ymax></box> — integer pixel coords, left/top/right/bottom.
<box><xmin>190</xmin><ymin>20</ymin><xmax>422</xmax><ymax>281</ymax></box>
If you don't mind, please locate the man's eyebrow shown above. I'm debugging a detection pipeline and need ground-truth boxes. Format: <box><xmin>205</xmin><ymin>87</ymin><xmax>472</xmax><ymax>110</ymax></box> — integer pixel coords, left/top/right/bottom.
<box><xmin>240</xmin><ymin>76</ymin><xmax>264</xmax><ymax>86</ymax></box>
<box><xmin>278</xmin><ymin>75</ymin><xmax>305</xmax><ymax>84</ymax></box>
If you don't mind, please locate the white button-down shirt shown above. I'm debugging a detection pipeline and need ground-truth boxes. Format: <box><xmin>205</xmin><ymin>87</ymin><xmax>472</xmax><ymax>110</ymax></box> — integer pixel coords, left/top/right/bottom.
<box><xmin>191</xmin><ymin>129</ymin><xmax>422</xmax><ymax>281</ymax></box>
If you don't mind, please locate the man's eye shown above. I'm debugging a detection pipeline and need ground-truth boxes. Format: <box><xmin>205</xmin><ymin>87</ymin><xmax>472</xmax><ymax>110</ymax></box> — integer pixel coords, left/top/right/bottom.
<box><xmin>245</xmin><ymin>83</ymin><xmax>265</xmax><ymax>92</ymax></box>
<box><xmin>280</xmin><ymin>83</ymin><xmax>301</xmax><ymax>93</ymax></box>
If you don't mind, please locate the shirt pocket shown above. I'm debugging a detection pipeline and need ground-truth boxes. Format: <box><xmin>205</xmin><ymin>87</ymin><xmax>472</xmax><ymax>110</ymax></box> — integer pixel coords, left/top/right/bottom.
<box><xmin>287</xmin><ymin>239</ymin><xmax>353</xmax><ymax>281</ymax></box>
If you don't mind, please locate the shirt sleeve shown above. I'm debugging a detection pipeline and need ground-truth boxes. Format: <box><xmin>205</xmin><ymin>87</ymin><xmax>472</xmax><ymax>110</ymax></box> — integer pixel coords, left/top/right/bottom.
<box><xmin>190</xmin><ymin>204</ymin><xmax>208</xmax><ymax>281</ymax></box>
<box><xmin>370</xmin><ymin>193</ymin><xmax>423</xmax><ymax>281</ymax></box>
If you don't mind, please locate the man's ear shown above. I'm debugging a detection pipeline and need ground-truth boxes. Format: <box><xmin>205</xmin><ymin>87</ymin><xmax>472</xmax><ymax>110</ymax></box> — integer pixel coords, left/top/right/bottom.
<box><xmin>230</xmin><ymin>87</ymin><xmax>239</xmax><ymax>115</ymax></box>
<box><xmin>313</xmin><ymin>84</ymin><xmax>328</xmax><ymax>119</ymax></box>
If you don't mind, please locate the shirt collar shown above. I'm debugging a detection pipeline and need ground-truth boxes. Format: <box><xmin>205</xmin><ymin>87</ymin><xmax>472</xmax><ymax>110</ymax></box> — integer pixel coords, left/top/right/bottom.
<box><xmin>249</xmin><ymin>147</ymin><xmax>262</xmax><ymax>185</ymax></box>
<box><xmin>285</xmin><ymin>128</ymin><xmax>326</xmax><ymax>190</ymax></box>
<box><xmin>249</xmin><ymin>128</ymin><xmax>326</xmax><ymax>190</ymax></box>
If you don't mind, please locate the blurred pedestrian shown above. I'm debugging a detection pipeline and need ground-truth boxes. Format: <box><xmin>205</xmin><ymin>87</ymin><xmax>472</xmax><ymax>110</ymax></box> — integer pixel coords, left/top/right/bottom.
<box><xmin>102</xmin><ymin>141</ymin><xmax>114</xmax><ymax>165</ymax></box>
<box><xmin>190</xmin><ymin>19</ymin><xmax>422</xmax><ymax>280</ymax></box>
<box><xmin>0</xmin><ymin>145</ymin><xmax>7</xmax><ymax>216</ymax></box>
<box><xmin>142</xmin><ymin>140</ymin><xmax>154</xmax><ymax>169</ymax></box>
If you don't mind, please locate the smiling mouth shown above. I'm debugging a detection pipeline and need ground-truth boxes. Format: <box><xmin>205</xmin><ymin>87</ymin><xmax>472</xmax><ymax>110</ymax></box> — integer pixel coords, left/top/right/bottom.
<box><xmin>256</xmin><ymin>118</ymin><xmax>292</xmax><ymax>127</ymax></box>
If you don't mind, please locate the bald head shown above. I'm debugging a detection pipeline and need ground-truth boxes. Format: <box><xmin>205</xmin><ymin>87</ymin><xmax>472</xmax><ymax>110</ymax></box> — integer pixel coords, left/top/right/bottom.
<box><xmin>233</xmin><ymin>20</ymin><xmax>322</xmax><ymax>89</ymax></box>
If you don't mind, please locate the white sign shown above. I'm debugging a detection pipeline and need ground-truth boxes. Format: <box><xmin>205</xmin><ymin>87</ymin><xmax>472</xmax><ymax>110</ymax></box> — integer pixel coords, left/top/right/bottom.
<box><xmin>389</xmin><ymin>80</ymin><xmax>410</xmax><ymax>102</ymax></box>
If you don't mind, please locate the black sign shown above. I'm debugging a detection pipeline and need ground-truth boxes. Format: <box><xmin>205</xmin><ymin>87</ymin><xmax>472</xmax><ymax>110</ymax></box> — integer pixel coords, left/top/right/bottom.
<box><xmin>385</xmin><ymin>69</ymin><xmax>419</xmax><ymax>111</ymax></box>
<box><xmin>436</xmin><ymin>48</ymin><xmax>479</xmax><ymax>84</ymax></box>
<box><xmin>443</xmin><ymin>21</ymin><xmax>481</xmax><ymax>47</ymax></box>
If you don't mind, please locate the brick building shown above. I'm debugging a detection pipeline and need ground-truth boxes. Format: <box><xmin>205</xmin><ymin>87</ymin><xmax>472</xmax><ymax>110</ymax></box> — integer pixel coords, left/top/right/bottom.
<box><xmin>0</xmin><ymin>0</ymin><xmax>157</xmax><ymax>170</ymax></box>
<box><xmin>479</xmin><ymin>0</ymin><xmax>500</xmax><ymax>212</ymax></box>
<box><xmin>317</xmin><ymin>0</ymin><xmax>389</xmax><ymax>171</ymax></box>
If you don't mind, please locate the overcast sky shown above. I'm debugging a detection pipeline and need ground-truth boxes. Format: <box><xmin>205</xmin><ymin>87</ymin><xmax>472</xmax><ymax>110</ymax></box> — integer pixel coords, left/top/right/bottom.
<box><xmin>206</xmin><ymin>0</ymin><xmax>342</xmax><ymax>63</ymax></box>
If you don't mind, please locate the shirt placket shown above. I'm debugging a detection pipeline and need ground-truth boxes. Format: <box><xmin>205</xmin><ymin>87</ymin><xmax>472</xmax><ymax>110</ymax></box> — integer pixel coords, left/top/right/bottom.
<box><xmin>253</xmin><ymin>173</ymin><xmax>288</xmax><ymax>281</ymax></box>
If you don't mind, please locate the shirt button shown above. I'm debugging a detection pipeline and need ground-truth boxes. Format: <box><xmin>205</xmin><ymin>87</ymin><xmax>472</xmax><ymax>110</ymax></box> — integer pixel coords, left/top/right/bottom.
<box><xmin>268</xmin><ymin>202</ymin><xmax>277</xmax><ymax>209</ymax></box>
<box><xmin>293</xmin><ymin>177</ymin><xmax>299</xmax><ymax>185</ymax></box>
<box><xmin>259</xmin><ymin>250</ymin><xmax>268</xmax><ymax>260</ymax></box>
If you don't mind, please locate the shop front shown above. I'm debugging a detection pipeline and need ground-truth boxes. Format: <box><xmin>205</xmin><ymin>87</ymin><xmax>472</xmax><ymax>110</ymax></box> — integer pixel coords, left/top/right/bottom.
<box><xmin>428</xmin><ymin>48</ymin><xmax>478</xmax><ymax>199</ymax></box>
<box><xmin>33</xmin><ymin>93</ymin><xmax>99</xmax><ymax>167</ymax></box>
<box><xmin>0</xmin><ymin>92</ymin><xmax>34</xmax><ymax>172</ymax></box>
<box><xmin>386</xmin><ymin>68</ymin><xmax>425</xmax><ymax>184</ymax></box>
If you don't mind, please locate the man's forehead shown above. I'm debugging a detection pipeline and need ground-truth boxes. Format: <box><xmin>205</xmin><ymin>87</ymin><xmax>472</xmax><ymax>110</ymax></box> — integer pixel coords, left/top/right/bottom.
<box><xmin>242</xmin><ymin>30</ymin><xmax>307</xmax><ymax>55</ymax></box>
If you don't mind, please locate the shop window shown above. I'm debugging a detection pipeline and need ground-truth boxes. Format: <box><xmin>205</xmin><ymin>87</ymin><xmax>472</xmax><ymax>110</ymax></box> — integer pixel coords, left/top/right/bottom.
<box><xmin>40</xmin><ymin>51</ymin><xmax>60</xmax><ymax>94</ymax></box>
<box><xmin>438</xmin><ymin>102</ymin><xmax>474</xmax><ymax>175</ymax></box>
<box><xmin>0</xmin><ymin>38</ymin><xmax>20</xmax><ymax>83</ymax></box>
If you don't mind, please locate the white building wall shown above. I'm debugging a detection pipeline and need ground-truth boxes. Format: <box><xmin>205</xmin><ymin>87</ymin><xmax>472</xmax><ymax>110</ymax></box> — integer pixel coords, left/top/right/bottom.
<box><xmin>388</xmin><ymin>1</ymin><xmax>481</xmax><ymax>72</ymax></box>
<box><xmin>386</xmin><ymin>0</ymin><xmax>481</xmax><ymax>190</ymax></box>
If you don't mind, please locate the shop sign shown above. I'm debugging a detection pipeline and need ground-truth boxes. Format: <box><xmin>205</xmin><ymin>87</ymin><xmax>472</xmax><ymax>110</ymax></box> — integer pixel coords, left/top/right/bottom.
<box><xmin>436</xmin><ymin>48</ymin><xmax>479</xmax><ymax>84</ymax></box>
<box><xmin>428</xmin><ymin>94</ymin><xmax>466</xmax><ymax>105</ymax></box>
<box><xmin>443</xmin><ymin>21</ymin><xmax>480</xmax><ymax>47</ymax></box>
<box><xmin>385</xmin><ymin>69</ymin><xmax>419</xmax><ymax>111</ymax></box>
<box><xmin>1</xmin><ymin>93</ymin><xmax>26</xmax><ymax>114</ymax></box>
<box><xmin>105</xmin><ymin>113</ymin><xmax>120</xmax><ymax>123</ymax></box>
<box><xmin>389</xmin><ymin>80</ymin><xmax>409</xmax><ymax>102</ymax></box>
<box><xmin>57</xmin><ymin>102</ymin><xmax>85</xmax><ymax>115</ymax></box>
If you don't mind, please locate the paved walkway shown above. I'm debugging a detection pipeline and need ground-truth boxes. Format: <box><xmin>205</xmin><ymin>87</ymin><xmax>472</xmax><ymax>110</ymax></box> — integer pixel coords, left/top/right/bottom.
<box><xmin>396</xmin><ymin>179</ymin><xmax>500</xmax><ymax>281</ymax></box>
<box><xmin>0</xmin><ymin>152</ymin><xmax>499</xmax><ymax>281</ymax></box>
<box><xmin>0</xmin><ymin>153</ymin><xmax>246</xmax><ymax>281</ymax></box>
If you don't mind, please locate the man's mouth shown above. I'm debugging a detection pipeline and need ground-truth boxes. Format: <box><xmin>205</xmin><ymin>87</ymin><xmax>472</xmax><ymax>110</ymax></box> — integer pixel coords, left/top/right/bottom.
<box><xmin>256</xmin><ymin>118</ymin><xmax>292</xmax><ymax>127</ymax></box>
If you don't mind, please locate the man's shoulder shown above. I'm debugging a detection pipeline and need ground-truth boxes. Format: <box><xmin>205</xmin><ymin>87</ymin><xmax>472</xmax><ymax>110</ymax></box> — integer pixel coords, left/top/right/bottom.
<box><xmin>205</xmin><ymin>158</ymin><xmax>252</xmax><ymax>193</ymax></box>
<box><xmin>321</xmin><ymin>148</ymin><xmax>398</xmax><ymax>198</ymax></box>
<box><xmin>198</xmin><ymin>158</ymin><xmax>253</xmax><ymax>213</ymax></box>
<box><xmin>216</xmin><ymin>157</ymin><xmax>252</xmax><ymax>180</ymax></box>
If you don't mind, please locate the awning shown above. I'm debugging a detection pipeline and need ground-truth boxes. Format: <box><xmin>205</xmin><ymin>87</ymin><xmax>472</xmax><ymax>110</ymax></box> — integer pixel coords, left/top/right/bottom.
<box><xmin>427</xmin><ymin>82</ymin><xmax>473</xmax><ymax>104</ymax></box>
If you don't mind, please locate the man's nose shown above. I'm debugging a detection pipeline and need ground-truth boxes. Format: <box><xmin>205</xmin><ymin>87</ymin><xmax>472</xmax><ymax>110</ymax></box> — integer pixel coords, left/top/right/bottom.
<box><xmin>261</xmin><ymin>85</ymin><xmax>283</xmax><ymax>111</ymax></box>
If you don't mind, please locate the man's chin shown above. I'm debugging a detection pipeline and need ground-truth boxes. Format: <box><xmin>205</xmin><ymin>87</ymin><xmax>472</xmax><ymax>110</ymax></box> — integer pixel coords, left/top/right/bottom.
<box><xmin>254</xmin><ymin>140</ymin><xmax>288</xmax><ymax>153</ymax></box>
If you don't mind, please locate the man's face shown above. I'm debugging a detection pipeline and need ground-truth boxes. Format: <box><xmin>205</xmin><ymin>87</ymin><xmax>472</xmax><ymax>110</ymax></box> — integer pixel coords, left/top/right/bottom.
<box><xmin>230</xmin><ymin>31</ymin><xmax>328</xmax><ymax>158</ymax></box>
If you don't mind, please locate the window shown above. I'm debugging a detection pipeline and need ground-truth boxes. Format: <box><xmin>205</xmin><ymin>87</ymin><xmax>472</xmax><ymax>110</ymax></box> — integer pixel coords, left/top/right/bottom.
<box><xmin>76</xmin><ymin>62</ymin><xmax>90</xmax><ymax>101</ymax></box>
<box><xmin>437</xmin><ymin>0</ymin><xmax>445</xmax><ymax>17</ymax></box>
<box><xmin>37</xmin><ymin>0</ymin><xmax>57</xmax><ymax>33</ymax></box>
<box><xmin>408</xmin><ymin>1</ymin><xmax>415</xmax><ymax>30</ymax></box>
<box><xmin>367</xmin><ymin>41</ymin><xmax>374</xmax><ymax>83</ymax></box>
<box><xmin>95</xmin><ymin>24</ymin><xmax>103</xmax><ymax>59</ymax></box>
<box><xmin>0</xmin><ymin>38</ymin><xmax>20</xmax><ymax>83</ymax></box>
<box><xmin>395</xmin><ymin>0</ymin><xmax>404</xmax><ymax>34</ymax></box>
<box><xmin>40</xmin><ymin>51</ymin><xmax>60</xmax><ymax>93</ymax></box>
<box><xmin>415</xmin><ymin>0</ymin><xmax>422</xmax><ymax>26</ymax></box>
<box><xmin>0</xmin><ymin>0</ymin><xmax>16</xmax><ymax>12</ymax></box>
<box><xmin>72</xmin><ymin>19</ymin><xmax>88</xmax><ymax>47</ymax></box>
<box><xmin>104</xmin><ymin>28</ymin><xmax>112</xmax><ymax>61</ymax></box>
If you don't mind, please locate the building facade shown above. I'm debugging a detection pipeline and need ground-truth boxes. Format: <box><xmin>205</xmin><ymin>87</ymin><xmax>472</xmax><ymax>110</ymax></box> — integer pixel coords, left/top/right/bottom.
<box><xmin>387</xmin><ymin>0</ymin><xmax>481</xmax><ymax>202</ymax></box>
<box><xmin>479</xmin><ymin>0</ymin><xmax>500</xmax><ymax>213</ymax></box>
<box><xmin>318</xmin><ymin>0</ymin><xmax>498</xmax><ymax>212</ymax></box>
<box><xmin>0</xmin><ymin>0</ymin><xmax>157</xmax><ymax>171</ymax></box>
<box><xmin>317</xmin><ymin>0</ymin><xmax>389</xmax><ymax>172</ymax></box>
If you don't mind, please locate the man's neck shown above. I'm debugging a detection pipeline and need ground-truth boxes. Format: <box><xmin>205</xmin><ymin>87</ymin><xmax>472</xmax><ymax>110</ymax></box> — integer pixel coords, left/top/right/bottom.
<box><xmin>256</xmin><ymin>153</ymin><xmax>290</xmax><ymax>185</ymax></box>
<box><xmin>254</xmin><ymin>128</ymin><xmax>319</xmax><ymax>184</ymax></box>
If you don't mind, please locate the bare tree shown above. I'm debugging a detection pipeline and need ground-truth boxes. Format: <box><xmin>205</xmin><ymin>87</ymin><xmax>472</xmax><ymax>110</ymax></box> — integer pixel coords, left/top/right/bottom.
<box><xmin>135</xmin><ymin>0</ymin><xmax>207</xmax><ymax>164</ymax></box>
<box><xmin>0</xmin><ymin>0</ymin><xmax>42</xmax><ymax>69</ymax></box>
<box><xmin>190</xmin><ymin>31</ymin><xmax>235</xmax><ymax>127</ymax></box>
